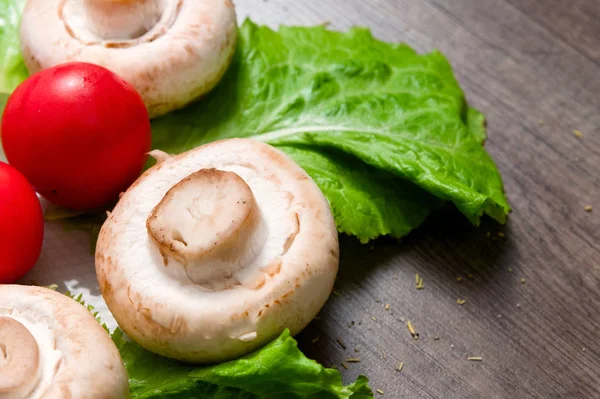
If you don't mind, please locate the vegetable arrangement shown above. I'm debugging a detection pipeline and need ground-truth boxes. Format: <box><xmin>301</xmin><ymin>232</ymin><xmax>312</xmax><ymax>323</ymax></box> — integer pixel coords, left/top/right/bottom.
<box><xmin>0</xmin><ymin>0</ymin><xmax>509</xmax><ymax>398</ymax></box>
<box><xmin>151</xmin><ymin>22</ymin><xmax>510</xmax><ymax>242</ymax></box>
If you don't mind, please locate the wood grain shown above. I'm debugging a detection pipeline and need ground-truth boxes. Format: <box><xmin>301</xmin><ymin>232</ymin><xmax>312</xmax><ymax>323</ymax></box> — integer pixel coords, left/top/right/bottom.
<box><xmin>233</xmin><ymin>0</ymin><xmax>600</xmax><ymax>397</ymax></box>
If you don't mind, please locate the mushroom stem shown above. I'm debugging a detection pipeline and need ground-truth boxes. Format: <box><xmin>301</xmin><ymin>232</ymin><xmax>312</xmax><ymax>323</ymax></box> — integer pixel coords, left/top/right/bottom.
<box><xmin>147</xmin><ymin>169</ymin><xmax>267</xmax><ymax>288</ymax></box>
<box><xmin>148</xmin><ymin>149</ymin><xmax>173</xmax><ymax>164</ymax></box>
<box><xmin>0</xmin><ymin>317</ymin><xmax>41</xmax><ymax>398</ymax></box>
<box><xmin>82</xmin><ymin>0</ymin><xmax>167</xmax><ymax>40</ymax></box>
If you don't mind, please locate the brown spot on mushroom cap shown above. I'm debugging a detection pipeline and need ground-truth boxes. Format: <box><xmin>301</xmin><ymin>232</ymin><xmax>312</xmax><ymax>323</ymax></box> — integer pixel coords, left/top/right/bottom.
<box><xmin>20</xmin><ymin>45</ymin><xmax>42</xmax><ymax>73</ymax></box>
<box><xmin>231</xmin><ymin>310</ymin><xmax>250</xmax><ymax>322</ymax></box>
<box><xmin>280</xmin><ymin>290</ymin><xmax>295</xmax><ymax>300</ymax></box>
<box><xmin>282</xmin><ymin>213</ymin><xmax>300</xmax><ymax>253</ymax></box>
<box><xmin>260</xmin><ymin>260</ymin><xmax>282</xmax><ymax>277</ymax></box>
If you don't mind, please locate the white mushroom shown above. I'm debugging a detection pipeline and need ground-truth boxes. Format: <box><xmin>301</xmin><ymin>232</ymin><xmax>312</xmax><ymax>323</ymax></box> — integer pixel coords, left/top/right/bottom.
<box><xmin>19</xmin><ymin>0</ymin><xmax>238</xmax><ymax>118</ymax></box>
<box><xmin>95</xmin><ymin>139</ymin><xmax>339</xmax><ymax>363</ymax></box>
<box><xmin>0</xmin><ymin>285</ymin><xmax>128</xmax><ymax>399</ymax></box>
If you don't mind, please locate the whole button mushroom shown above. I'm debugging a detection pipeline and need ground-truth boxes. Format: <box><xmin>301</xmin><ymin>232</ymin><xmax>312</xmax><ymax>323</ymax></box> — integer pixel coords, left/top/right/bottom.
<box><xmin>0</xmin><ymin>285</ymin><xmax>128</xmax><ymax>399</ymax></box>
<box><xmin>95</xmin><ymin>139</ymin><xmax>340</xmax><ymax>363</ymax></box>
<box><xmin>19</xmin><ymin>0</ymin><xmax>238</xmax><ymax>118</ymax></box>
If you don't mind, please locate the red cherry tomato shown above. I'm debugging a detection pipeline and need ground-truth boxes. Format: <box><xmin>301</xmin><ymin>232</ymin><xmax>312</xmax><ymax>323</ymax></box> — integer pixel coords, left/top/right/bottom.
<box><xmin>1</xmin><ymin>62</ymin><xmax>151</xmax><ymax>210</ymax></box>
<box><xmin>0</xmin><ymin>162</ymin><xmax>44</xmax><ymax>283</ymax></box>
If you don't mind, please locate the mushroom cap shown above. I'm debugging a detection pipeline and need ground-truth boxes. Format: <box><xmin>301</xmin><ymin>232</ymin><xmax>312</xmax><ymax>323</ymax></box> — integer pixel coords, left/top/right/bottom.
<box><xmin>19</xmin><ymin>0</ymin><xmax>238</xmax><ymax>118</ymax></box>
<box><xmin>0</xmin><ymin>285</ymin><xmax>128</xmax><ymax>399</ymax></box>
<box><xmin>95</xmin><ymin>139</ymin><xmax>339</xmax><ymax>363</ymax></box>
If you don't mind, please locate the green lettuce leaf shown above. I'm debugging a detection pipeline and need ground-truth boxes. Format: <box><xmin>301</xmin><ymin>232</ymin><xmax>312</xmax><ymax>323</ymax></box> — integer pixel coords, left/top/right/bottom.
<box><xmin>0</xmin><ymin>0</ymin><xmax>27</xmax><ymax>92</ymax></box>
<box><xmin>59</xmin><ymin>291</ymin><xmax>374</xmax><ymax>399</ymax></box>
<box><xmin>281</xmin><ymin>145</ymin><xmax>443</xmax><ymax>241</ymax></box>
<box><xmin>151</xmin><ymin>20</ymin><xmax>509</xmax><ymax>239</ymax></box>
<box><xmin>114</xmin><ymin>328</ymin><xmax>373</xmax><ymax>399</ymax></box>
<box><xmin>466</xmin><ymin>107</ymin><xmax>487</xmax><ymax>144</ymax></box>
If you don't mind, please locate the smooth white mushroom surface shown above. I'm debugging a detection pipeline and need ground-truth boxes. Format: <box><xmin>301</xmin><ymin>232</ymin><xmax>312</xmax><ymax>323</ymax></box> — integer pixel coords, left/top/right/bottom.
<box><xmin>0</xmin><ymin>285</ymin><xmax>128</xmax><ymax>399</ymax></box>
<box><xmin>95</xmin><ymin>139</ymin><xmax>339</xmax><ymax>363</ymax></box>
<box><xmin>19</xmin><ymin>0</ymin><xmax>238</xmax><ymax>118</ymax></box>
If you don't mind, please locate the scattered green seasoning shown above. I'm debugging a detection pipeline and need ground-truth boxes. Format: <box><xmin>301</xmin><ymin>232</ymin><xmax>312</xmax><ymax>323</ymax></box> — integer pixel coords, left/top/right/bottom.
<box><xmin>456</xmin><ymin>299</ymin><xmax>467</xmax><ymax>306</ymax></box>
<box><xmin>415</xmin><ymin>274</ymin><xmax>425</xmax><ymax>290</ymax></box>
<box><xmin>573</xmin><ymin>129</ymin><xmax>584</xmax><ymax>138</ymax></box>
<box><xmin>468</xmin><ymin>356</ymin><xmax>483</xmax><ymax>361</ymax></box>
<box><xmin>381</xmin><ymin>350</ymin><xmax>388</xmax><ymax>361</ymax></box>
<box><xmin>376</xmin><ymin>389</ymin><xmax>384</xmax><ymax>395</ymax></box>
<box><xmin>396</xmin><ymin>362</ymin><xmax>405</xmax><ymax>372</ymax></box>
<box><xmin>406</xmin><ymin>320</ymin><xmax>419</xmax><ymax>340</ymax></box>
<box><xmin>336</xmin><ymin>338</ymin><xmax>347</xmax><ymax>350</ymax></box>
<box><xmin>346</xmin><ymin>358</ymin><xmax>361</xmax><ymax>363</ymax></box>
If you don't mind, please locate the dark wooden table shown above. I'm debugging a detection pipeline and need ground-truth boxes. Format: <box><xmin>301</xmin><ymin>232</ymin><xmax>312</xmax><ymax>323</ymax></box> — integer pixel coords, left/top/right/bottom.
<box><xmin>234</xmin><ymin>1</ymin><xmax>600</xmax><ymax>397</ymax></box>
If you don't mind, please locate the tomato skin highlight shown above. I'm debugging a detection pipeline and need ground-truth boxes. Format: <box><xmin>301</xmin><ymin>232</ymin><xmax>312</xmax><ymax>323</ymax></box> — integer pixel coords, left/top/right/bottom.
<box><xmin>1</xmin><ymin>62</ymin><xmax>152</xmax><ymax>210</ymax></box>
<box><xmin>0</xmin><ymin>162</ymin><xmax>44</xmax><ymax>283</ymax></box>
